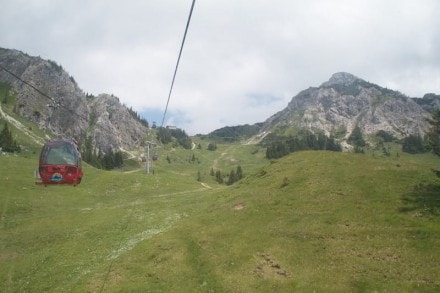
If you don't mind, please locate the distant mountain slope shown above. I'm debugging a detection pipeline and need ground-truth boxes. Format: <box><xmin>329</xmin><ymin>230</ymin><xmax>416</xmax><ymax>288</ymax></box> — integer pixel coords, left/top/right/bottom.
<box><xmin>259</xmin><ymin>72</ymin><xmax>435</xmax><ymax>144</ymax></box>
<box><xmin>414</xmin><ymin>93</ymin><xmax>440</xmax><ymax>113</ymax></box>
<box><xmin>205</xmin><ymin>123</ymin><xmax>263</xmax><ymax>141</ymax></box>
<box><xmin>0</xmin><ymin>48</ymin><xmax>149</xmax><ymax>152</ymax></box>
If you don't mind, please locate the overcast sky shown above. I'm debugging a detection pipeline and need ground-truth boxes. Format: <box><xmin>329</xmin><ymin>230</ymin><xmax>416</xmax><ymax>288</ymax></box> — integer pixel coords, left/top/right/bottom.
<box><xmin>1</xmin><ymin>0</ymin><xmax>439</xmax><ymax>134</ymax></box>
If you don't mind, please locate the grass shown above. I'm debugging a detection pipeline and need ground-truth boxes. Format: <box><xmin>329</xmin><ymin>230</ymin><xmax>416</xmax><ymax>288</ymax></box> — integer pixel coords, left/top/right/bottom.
<box><xmin>1</xmin><ymin>125</ymin><xmax>440</xmax><ymax>291</ymax></box>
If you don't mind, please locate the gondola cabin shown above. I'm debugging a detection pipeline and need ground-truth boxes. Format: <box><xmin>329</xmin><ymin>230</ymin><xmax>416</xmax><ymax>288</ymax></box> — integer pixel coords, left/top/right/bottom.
<box><xmin>36</xmin><ymin>139</ymin><xmax>83</xmax><ymax>186</ymax></box>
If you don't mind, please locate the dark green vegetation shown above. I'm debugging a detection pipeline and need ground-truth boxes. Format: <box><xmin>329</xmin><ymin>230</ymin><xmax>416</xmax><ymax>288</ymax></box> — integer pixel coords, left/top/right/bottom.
<box><xmin>0</xmin><ymin>122</ymin><xmax>21</xmax><ymax>153</ymax></box>
<box><xmin>427</xmin><ymin>109</ymin><xmax>440</xmax><ymax>156</ymax></box>
<box><xmin>264</xmin><ymin>130</ymin><xmax>342</xmax><ymax>159</ymax></box>
<box><xmin>0</xmin><ymin>84</ymin><xmax>20</xmax><ymax>153</ymax></box>
<box><xmin>204</xmin><ymin>123</ymin><xmax>263</xmax><ymax>142</ymax></box>
<box><xmin>81</xmin><ymin>135</ymin><xmax>124</xmax><ymax>170</ymax></box>
<box><xmin>157</xmin><ymin>127</ymin><xmax>192</xmax><ymax>149</ymax></box>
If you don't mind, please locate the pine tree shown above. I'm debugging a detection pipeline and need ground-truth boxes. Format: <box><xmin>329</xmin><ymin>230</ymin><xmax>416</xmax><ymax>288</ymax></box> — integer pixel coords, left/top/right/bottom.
<box><xmin>0</xmin><ymin>122</ymin><xmax>20</xmax><ymax>152</ymax></box>
<box><xmin>82</xmin><ymin>136</ymin><xmax>93</xmax><ymax>163</ymax></box>
<box><xmin>348</xmin><ymin>126</ymin><xmax>366</xmax><ymax>147</ymax></box>
<box><xmin>236</xmin><ymin>165</ymin><xmax>243</xmax><ymax>180</ymax></box>
<box><xmin>0</xmin><ymin>122</ymin><xmax>9</xmax><ymax>147</ymax></box>
<box><xmin>427</xmin><ymin>109</ymin><xmax>440</xmax><ymax>157</ymax></box>
<box><xmin>402</xmin><ymin>134</ymin><xmax>425</xmax><ymax>154</ymax></box>
<box><xmin>207</xmin><ymin>142</ymin><xmax>217</xmax><ymax>151</ymax></box>
<box><xmin>114</xmin><ymin>151</ymin><xmax>124</xmax><ymax>168</ymax></box>
<box><xmin>227</xmin><ymin>170</ymin><xmax>236</xmax><ymax>185</ymax></box>
<box><xmin>215</xmin><ymin>170</ymin><xmax>223</xmax><ymax>184</ymax></box>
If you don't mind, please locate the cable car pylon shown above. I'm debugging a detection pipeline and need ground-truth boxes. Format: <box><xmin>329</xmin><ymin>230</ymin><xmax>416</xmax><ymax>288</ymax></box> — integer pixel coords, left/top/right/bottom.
<box><xmin>145</xmin><ymin>141</ymin><xmax>157</xmax><ymax>174</ymax></box>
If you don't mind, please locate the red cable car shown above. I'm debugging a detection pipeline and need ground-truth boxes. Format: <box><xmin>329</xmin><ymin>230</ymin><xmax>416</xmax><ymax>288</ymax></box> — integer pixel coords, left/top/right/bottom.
<box><xmin>35</xmin><ymin>139</ymin><xmax>83</xmax><ymax>186</ymax></box>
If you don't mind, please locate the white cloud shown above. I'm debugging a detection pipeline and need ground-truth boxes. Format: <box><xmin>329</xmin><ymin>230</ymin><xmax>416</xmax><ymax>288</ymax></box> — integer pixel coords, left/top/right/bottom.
<box><xmin>1</xmin><ymin>0</ymin><xmax>439</xmax><ymax>134</ymax></box>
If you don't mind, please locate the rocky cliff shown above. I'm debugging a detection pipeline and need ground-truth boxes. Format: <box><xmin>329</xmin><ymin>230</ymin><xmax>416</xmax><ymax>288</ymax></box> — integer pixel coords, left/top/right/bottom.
<box><xmin>88</xmin><ymin>94</ymin><xmax>148</xmax><ymax>151</ymax></box>
<box><xmin>260</xmin><ymin>72</ymin><xmax>435</xmax><ymax>143</ymax></box>
<box><xmin>0</xmin><ymin>48</ymin><xmax>149</xmax><ymax>152</ymax></box>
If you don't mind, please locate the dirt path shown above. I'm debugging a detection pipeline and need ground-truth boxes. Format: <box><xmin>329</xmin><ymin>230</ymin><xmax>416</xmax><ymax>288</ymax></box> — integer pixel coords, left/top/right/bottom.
<box><xmin>0</xmin><ymin>103</ymin><xmax>45</xmax><ymax>146</ymax></box>
<box><xmin>200</xmin><ymin>182</ymin><xmax>212</xmax><ymax>189</ymax></box>
<box><xmin>211</xmin><ymin>145</ymin><xmax>235</xmax><ymax>170</ymax></box>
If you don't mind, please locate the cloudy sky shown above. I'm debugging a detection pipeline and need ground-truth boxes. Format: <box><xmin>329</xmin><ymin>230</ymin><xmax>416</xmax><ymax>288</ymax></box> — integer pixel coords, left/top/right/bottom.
<box><xmin>1</xmin><ymin>0</ymin><xmax>439</xmax><ymax>134</ymax></box>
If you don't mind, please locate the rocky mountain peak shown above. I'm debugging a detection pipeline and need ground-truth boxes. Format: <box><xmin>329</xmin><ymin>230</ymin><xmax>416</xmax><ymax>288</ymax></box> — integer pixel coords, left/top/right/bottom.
<box><xmin>260</xmin><ymin>72</ymin><xmax>433</xmax><ymax>146</ymax></box>
<box><xmin>321</xmin><ymin>72</ymin><xmax>360</xmax><ymax>87</ymax></box>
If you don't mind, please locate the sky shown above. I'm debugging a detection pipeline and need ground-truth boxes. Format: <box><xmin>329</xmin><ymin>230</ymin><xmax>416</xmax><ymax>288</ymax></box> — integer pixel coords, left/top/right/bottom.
<box><xmin>1</xmin><ymin>0</ymin><xmax>439</xmax><ymax>134</ymax></box>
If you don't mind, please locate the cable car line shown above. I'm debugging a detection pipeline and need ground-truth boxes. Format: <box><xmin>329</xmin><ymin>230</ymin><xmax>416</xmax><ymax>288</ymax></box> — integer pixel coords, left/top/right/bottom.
<box><xmin>161</xmin><ymin>0</ymin><xmax>196</xmax><ymax>128</ymax></box>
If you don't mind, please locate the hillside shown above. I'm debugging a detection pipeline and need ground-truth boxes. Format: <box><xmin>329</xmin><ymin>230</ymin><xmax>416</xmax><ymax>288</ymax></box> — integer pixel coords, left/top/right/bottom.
<box><xmin>0</xmin><ymin>48</ymin><xmax>149</xmax><ymax>152</ymax></box>
<box><xmin>259</xmin><ymin>72</ymin><xmax>433</xmax><ymax>143</ymax></box>
<box><xmin>1</xmin><ymin>120</ymin><xmax>440</xmax><ymax>291</ymax></box>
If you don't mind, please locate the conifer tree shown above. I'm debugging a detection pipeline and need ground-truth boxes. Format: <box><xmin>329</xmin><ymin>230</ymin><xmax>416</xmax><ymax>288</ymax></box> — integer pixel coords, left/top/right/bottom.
<box><xmin>427</xmin><ymin>109</ymin><xmax>440</xmax><ymax>157</ymax></box>
<box><xmin>215</xmin><ymin>170</ymin><xmax>223</xmax><ymax>184</ymax></box>
<box><xmin>236</xmin><ymin>165</ymin><xmax>243</xmax><ymax>180</ymax></box>
<box><xmin>348</xmin><ymin>126</ymin><xmax>366</xmax><ymax>147</ymax></box>
<box><xmin>0</xmin><ymin>122</ymin><xmax>20</xmax><ymax>153</ymax></box>
<box><xmin>227</xmin><ymin>170</ymin><xmax>236</xmax><ymax>185</ymax></box>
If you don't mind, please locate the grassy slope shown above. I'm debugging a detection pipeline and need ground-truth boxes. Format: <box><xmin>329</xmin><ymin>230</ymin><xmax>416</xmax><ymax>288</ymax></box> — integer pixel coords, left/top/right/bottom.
<box><xmin>1</xmin><ymin>112</ymin><xmax>440</xmax><ymax>291</ymax></box>
<box><xmin>115</xmin><ymin>151</ymin><xmax>439</xmax><ymax>292</ymax></box>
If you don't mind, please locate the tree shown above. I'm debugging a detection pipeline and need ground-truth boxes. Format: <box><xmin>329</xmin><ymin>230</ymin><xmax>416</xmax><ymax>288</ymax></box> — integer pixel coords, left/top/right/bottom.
<box><xmin>427</xmin><ymin>109</ymin><xmax>440</xmax><ymax>157</ymax></box>
<box><xmin>376</xmin><ymin>130</ymin><xmax>394</xmax><ymax>143</ymax></box>
<box><xmin>402</xmin><ymin>134</ymin><xmax>425</xmax><ymax>154</ymax></box>
<box><xmin>236</xmin><ymin>165</ymin><xmax>243</xmax><ymax>180</ymax></box>
<box><xmin>114</xmin><ymin>151</ymin><xmax>124</xmax><ymax>168</ymax></box>
<box><xmin>82</xmin><ymin>136</ymin><xmax>94</xmax><ymax>163</ymax></box>
<box><xmin>266</xmin><ymin>141</ymin><xmax>289</xmax><ymax>159</ymax></box>
<box><xmin>102</xmin><ymin>150</ymin><xmax>115</xmax><ymax>170</ymax></box>
<box><xmin>227</xmin><ymin>170</ymin><xmax>236</xmax><ymax>185</ymax></box>
<box><xmin>215</xmin><ymin>170</ymin><xmax>223</xmax><ymax>184</ymax></box>
<box><xmin>157</xmin><ymin>127</ymin><xmax>172</xmax><ymax>144</ymax></box>
<box><xmin>0</xmin><ymin>122</ymin><xmax>20</xmax><ymax>153</ymax></box>
<box><xmin>348</xmin><ymin>126</ymin><xmax>366</xmax><ymax>147</ymax></box>
<box><xmin>207</xmin><ymin>142</ymin><xmax>217</xmax><ymax>151</ymax></box>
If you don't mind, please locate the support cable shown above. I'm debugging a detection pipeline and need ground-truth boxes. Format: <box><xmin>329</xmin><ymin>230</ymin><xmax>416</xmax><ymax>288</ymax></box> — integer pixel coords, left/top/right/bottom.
<box><xmin>161</xmin><ymin>0</ymin><xmax>196</xmax><ymax>128</ymax></box>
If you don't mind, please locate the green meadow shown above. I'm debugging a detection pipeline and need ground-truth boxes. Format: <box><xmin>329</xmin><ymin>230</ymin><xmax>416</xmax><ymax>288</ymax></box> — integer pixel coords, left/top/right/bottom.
<box><xmin>1</xmin><ymin>117</ymin><xmax>440</xmax><ymax>291</ymax></box>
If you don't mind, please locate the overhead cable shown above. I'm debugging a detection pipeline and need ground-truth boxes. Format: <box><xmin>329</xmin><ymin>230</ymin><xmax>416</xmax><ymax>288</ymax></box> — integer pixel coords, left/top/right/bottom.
<box><xmin>161</xmin><ymin>0</ymin><xmax>196</xmax><ymax>128</ymax></box>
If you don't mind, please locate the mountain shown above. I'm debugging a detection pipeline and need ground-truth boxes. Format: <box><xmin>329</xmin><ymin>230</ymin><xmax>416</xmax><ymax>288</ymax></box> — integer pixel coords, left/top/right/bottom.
<box><xmin>203</xmin><ymin>123</ymin><xmax>263</xmax><ymax>141</ymax></box>
<box><xmin>257</xmin><ymin>72</ymin><xmax>436</xmax><ymax>145</ymax></box>
<box><xmin>414</xmin><ymin>93</ymin><xmax>440</xmax><ymax>113</ymax></box>
<box><xmin>0</xmin><ymin>48</ymin><xmax>149</xmax><ymax>152</ymax></box>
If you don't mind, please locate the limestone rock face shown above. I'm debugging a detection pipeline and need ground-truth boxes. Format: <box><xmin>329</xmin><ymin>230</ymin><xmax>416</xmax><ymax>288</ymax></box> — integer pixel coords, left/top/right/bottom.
<box><xmin>88</xmin><ymin>94</ymin><xmax>148</xmax><ymax>151</ymax></box>
<box><xmin>0</xmin><ymin>48</ymin><xmax>149</xmax><ymax>152</ymax></box>
<box><xmin>261</xmin><ymin>72</ymin><xmax>433</xmax><ymax>142</ymax></box>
